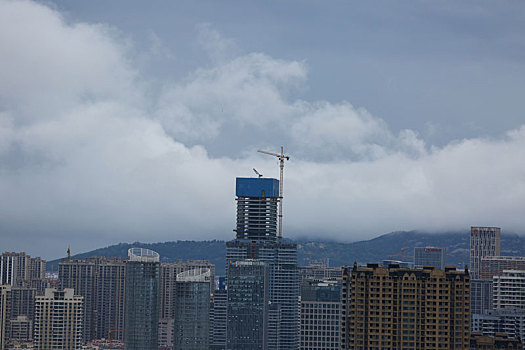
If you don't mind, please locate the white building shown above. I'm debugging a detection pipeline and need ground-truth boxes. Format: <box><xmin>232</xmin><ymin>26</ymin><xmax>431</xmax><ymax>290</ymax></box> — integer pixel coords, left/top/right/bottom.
<box><xmin>34</xmin><ymin>288</ymin><xmax>83</xmax><ymax>350</ymax></box>
<box><xmin>470</xmin><ymin>226</ymin><xmax>501</xmax><ymax>279</ymax></box>
<box><xmin>494</xmin><ymin>270</ymin><xmax>525</xmax><ymax>310</ymax></box>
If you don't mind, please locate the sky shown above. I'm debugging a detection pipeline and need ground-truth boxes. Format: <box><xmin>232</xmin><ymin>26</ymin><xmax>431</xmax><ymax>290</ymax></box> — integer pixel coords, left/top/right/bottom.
<box><xmin>1</xmin><ymin>0</ymin><xmax>525</xmax><ymax>259</ymax></box>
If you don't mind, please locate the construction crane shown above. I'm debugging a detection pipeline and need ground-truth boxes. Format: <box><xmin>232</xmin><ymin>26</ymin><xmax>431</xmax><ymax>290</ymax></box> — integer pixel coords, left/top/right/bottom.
<box><xmin>389</xmin><ymin>246</ymin><xmax>410</xmax><ymax>261</ymax></box>
<box><xmin>253</xmin><ymin>168</ymin><xmax>263</xmax><ymax>178</ymax></box>
<box><xmin>257</xmin><ymin>146</ymin><xmax>290</xmax><ymax>242</ymax></box>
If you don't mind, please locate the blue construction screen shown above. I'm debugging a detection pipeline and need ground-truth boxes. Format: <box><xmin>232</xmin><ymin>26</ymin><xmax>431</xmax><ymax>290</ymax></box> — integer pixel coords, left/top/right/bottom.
<box><xmin>236</xmin><ymin>177</ymin><xmax>279</xmax><ymax>198</ymax></box>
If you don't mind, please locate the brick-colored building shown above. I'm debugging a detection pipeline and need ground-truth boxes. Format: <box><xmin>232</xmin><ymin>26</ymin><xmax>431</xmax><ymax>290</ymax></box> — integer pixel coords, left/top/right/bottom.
<box><xmin>480</xmin><ymin>256</ymin><xmax>525</xmax><ymax>280</ymax></box>
<box><xmin>348</xmin><ymin>263</ymin><xmax>470</xmax><ymax>350</ymax></box>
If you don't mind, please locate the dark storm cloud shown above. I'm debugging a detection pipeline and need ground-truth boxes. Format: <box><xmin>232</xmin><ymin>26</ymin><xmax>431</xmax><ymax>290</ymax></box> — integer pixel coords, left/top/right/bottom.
<box><xmin>1</xmin><ymin>0</ymin><xmax>525</xmax><ymax>259</ymax></box>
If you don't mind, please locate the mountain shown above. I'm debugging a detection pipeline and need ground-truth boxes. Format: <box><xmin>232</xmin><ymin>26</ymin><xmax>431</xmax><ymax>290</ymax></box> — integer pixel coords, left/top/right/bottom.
<box><xmin>47</xmin><ymin>231</ymin><xmax>525</xmax><ymax>275</ymax></box>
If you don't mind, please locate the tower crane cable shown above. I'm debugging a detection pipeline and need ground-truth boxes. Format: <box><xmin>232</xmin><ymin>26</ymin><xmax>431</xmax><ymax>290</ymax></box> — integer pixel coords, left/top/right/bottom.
<box><xmin>257</xmin><ymin>146</ymin><xmax>290</xmax><ymax>242</ymax></box>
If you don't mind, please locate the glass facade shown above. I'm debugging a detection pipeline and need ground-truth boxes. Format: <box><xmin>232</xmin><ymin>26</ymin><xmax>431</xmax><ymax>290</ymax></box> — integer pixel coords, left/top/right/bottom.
<box><xmin>414</xmin><ymin>247</ymin><xmax>445</xmax><ymax>269</ymax></box>
<box><xmin>300</xmin><ymin>280</ymin><xmax>342</xmax><ymax>350</ymax></box>
<box><xmin>124</xmin><ymin>249</ymin><xmax>160</xmax><ymax>350</ymax></box>
<box><xmin>173</xmin><ymin>269</ymin><xmax>211</xmax><ymax>350</ymax></box>
<box><xmin>227</xmin><ymin>177</ymin><xmax>300</xmax><ymax>350</ymax></box>
<box><xmin>226</xmin><ymin>260</ymin><xmax>269</xmax><ymax>350</ymax></box>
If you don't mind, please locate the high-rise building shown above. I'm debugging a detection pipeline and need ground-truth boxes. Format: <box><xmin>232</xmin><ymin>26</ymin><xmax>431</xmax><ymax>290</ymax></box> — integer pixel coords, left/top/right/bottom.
<box><xmin>348</xmin><ymin>263</ymin><xmax>470</xmax><ymax>350</ymax></box>
<box><xmin>0</xmin><ymin>252</ymin><xmax>46</xmax><ymax>288</ymax></box>
<box><xmin>414</xmin><ymin>246</ymin><xmax>445</xmax><ymax>269</ymax></box>
<box><xmin>34</xmin><ymin>288</ymin><xmax>83</xmax><ymax>350</ymax></box>
<box><xmin>341</xmin><ymin>266</ymin><xmax>351</xmax><ymax>350</ymax></box>
<box><xmin>7</xmin><ymin>285</ymin><xmax>36</xmax><ymax>345</ymax></box>
<box><xmin>95</xmin><ymin>257</ymin><xmax>126</xmax><ymax>342</ymax></box>
<box><xmin>470</xmin><ymin>227</ymin><xmax>501</xmax><ymax>279</ymax></box>
<box><xmin>159</xmin><ymin>260</ymin><xmax>215</xmax><ymax>320</ymax></box>
<box><xmin>124</xmin><ymin>248</ymin><xmax>160</xmax><ymax>350</ymax></box>
<box><xmin>226</xmin><ymin>177</ymin><xmax>299</xmax><ymax>350</ymax></box>
<box><xmin>493</xmin><ymin>270</ymin><xmax>525</xmax><ymax>310</ymax></box>
<box><xmin>0</xmin><ymin>253</ymin><xmax>29</xmax><ymax>286</ymax></box>
<box><xmin>59</xmin><ymin>257</ymin><xmax>97</xmax><ymax>342</ymax></box>
<box><xmin>481</xmin><ymin>256</ymin><xmax>525</xmax><ymax>280</ymax></box>
<box><xmin>59</xmin><ymin>256</ymin><xmax>126</xmax><ymax>342</ymax></box>
<box><xmin>226</xmin><ymin>260</ymin><xmax>269</xmax><ymax>350</ymax></box>
<box><xmin>471</xmin><ymin>279</ymin><xmax>493</xmax><ymax>315</ymax></box>
<box><xmin>210</xmin><ymin>280</ymin><xmax>227</xmax><ymax>350</ymax></box>
<box><xmin>158</xmin><ymin>260</ymin><xmax>214</xmax><ymax>349</ymax></box>
<box><xmin>234</xmin><ymin>177</ymin><xmax>279</xmax><ymax>240</ymax></box>
<box><xmin>299</xmin><ymin>279</ymin><xmax>342</xmax><ymax>350</ymax></box>
<box><xmin>8</xmin><ymin>315</ymin><xmax>32</xmax><ymax>343</ymax></box>
<box><xmin>0</xmin><ymin>285</ymin><xmax>11</xmax><ymax>350</ymax></box>
<box><xmin>173</xmin><ymin>268</ymin><xmax>211</xmax><ymax>350</ymax></box>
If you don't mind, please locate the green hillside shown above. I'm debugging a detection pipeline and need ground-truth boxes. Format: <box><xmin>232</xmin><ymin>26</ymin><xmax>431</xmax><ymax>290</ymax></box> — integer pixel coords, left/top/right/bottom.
<box><xmin>47</xmin><ymin>231</ymin><xmax>525</xmax><ymax>275</ymax></box>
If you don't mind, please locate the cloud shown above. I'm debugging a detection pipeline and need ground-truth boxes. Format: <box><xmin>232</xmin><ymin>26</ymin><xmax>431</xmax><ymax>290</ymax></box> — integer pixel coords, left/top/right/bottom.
<box><xmin>1</xmin><ymin>0</ymin><xmax>525</xmax><ymax>259</ymax></box>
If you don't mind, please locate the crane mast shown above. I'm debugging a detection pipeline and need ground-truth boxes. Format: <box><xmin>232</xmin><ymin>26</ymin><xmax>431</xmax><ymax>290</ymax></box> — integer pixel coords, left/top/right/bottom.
<box><xmin>257</xmin><ymin>146</ymin><xmax>290</xmax><ymax>242</ymax></box>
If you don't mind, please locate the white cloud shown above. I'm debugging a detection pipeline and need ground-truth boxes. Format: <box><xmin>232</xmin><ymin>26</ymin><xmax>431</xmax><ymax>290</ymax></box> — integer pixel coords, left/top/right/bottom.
<box><xmin>1</xmin><ymin>0</ymin><xmax>524</xmax><ymax>258</ymax></box>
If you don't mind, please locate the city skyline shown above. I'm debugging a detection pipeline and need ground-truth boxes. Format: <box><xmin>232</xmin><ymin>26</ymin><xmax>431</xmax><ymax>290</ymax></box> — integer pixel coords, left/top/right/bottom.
<box><xmin>1</xmin><ymin>0</ymin><xmax>525</xmax><ymax>259</ymax></box>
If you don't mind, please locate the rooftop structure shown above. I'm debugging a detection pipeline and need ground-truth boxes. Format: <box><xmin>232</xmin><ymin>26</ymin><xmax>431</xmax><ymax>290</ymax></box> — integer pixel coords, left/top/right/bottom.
<box><xmin>128</xmin><ymin>248</ymin><xmax>160</xmax><ymax>262</ymax></box>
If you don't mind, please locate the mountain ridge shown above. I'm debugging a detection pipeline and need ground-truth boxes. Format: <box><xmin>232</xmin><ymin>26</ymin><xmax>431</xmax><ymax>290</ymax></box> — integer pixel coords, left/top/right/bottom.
<box><xmin>47</xmin><ymin>230</ymin><xmax>525</xmax><ymax>275</ymax></box>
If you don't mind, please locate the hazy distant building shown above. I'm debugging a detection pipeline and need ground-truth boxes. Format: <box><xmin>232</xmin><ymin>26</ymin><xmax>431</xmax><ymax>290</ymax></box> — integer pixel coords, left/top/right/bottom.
<box><xmin>470</xmin><ymin>227</ymin><xmax>501</xmax><ymax>279</ymax></box>
<box><xmin>348</xmin><ymin>264</ymin><xmax>470</xmax><ymax>350</ymax></box>
<box><xmin>34</xmin><ymin>288</ymin><xmax>83</xmax><ymax>350</ymax></box>
<box><xmin>414</xmin><ymin>246</ymin><xmax>445</xmax><ymax>269</ymax></box>
<box><xmin>481</xmin><ymin>256</ymin><xmax>525</xmax><ymax>280</ymax></box>
<box><xmin>124</xmin><ymin>248</ymin><xmax>160</xmax><ymax>350</ymax></box>
<box><xmin>299</xmin><ymin>279</ymin><xmax>342</xmax><ymax>350</ymax></box>
<box><xmin>59</xmin><ymin>256</ymin><xmax>126</xmax><ymax>342</ymax></box>
<box><xmin>226</xmin><ymin>177</ymin><xmax>299</xmax><ymax>350</ymax></box>
<box><xmin>173</xmin><ymin>268</ymin><xmax>211</xmax><ymax>350</ymax></box>
<box><xmin>493</xmin><ymin>270</ymin><xmax>525</xmax><ymax>310</ymax></box>
<box><xmin>227</xmin><ymin>260</ymin><xmax>269</xmax><ymax>350</ymax></box>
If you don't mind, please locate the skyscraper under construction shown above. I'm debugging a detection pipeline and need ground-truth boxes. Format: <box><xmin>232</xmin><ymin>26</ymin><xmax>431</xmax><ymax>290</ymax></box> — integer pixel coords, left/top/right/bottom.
<box><xmin>226</xmin><ymin>177</ymin><xmax>299</xmax><ymax>350</ymax></box>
